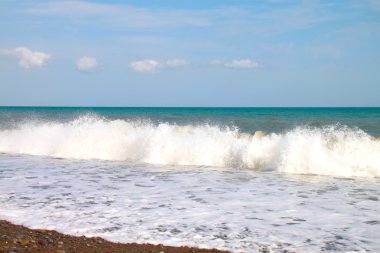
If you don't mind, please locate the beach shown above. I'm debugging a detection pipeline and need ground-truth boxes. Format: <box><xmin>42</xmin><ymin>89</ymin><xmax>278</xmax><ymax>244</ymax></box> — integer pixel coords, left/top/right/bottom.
<box><xmin>0</xmin><ymin>220</ymin><xmax>230</xmax><ymax>253</ymax></box>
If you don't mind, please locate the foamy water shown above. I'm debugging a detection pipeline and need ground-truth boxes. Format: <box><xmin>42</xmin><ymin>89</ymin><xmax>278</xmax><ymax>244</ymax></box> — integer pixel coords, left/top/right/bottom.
<box><xmin>0</xmin><ymin>155</ymin><xmax>379</xmax><ymax>252</ymax></box>
<box><xmin>0</xmin><ymin>108</ymin><xmax>379</xmax><ymax>252</ymax></box>
<box><xmin>0</xmin><ymin>116</ymin><xmax>379</xmax><ymax>178</ymax></box>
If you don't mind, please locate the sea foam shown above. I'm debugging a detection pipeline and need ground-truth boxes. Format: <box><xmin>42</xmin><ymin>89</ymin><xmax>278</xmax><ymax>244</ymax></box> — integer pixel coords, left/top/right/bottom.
<box><xmin>0</xmin><ymin>116</ymin><xmax>379</xmax><ymax>178</ymax></box>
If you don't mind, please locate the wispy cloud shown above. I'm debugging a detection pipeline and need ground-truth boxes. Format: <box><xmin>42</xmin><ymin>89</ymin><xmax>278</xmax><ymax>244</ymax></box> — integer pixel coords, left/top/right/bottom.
<box><xmin>23</xmin><ymin>1</ymin><xmax>372</xmax><ymax>42</ymax></box>
<box><xmin>129</xmin><ymin>59</ymin><xmax>160</xmax><ymax>73</ymax></box>
<box><xmin>209</xmin><ymin>59</ymin><xmax>258</xmax><ymax>69</ymax></box>
<box><xmin>25</xmin><ymin>1</ymin><xmax>241</xmax><ymax>30</ymax></box>
<box><xmin>225</xmin><ymin>59</ymin><xmax>258</xmax><ymax>69</ymax></box>
<box><xmin>23</xmin><ymin>0</ymin><xmax>369</xmax><ymax>64</ymax></box>
<box><xmin>27</xmin><ymin>1</ymin><xmax>116</xmax><ymax>16</ymax></box>
<box><xmin>0</xmin><ymin>47</ymin><xmax>50</xmax><ymax>69</ymax></box>
<box><xmin>76</xmin><ymin>56</ymin><xmax>97</xmax><ymax>71</ymax></box>
<box><xmin>129</xmin><ymin>58</ymin><xmax>189</xmax><ymax>73</ymax></box>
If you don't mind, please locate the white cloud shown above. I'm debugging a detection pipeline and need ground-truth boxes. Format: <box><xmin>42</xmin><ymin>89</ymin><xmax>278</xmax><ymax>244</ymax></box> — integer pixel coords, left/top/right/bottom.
<box><xmin>129</xmin><ymin>59</ymin><xmax>160</xmax><ymax>73</ymax></box>
<box><xmin>0</xmin><ymin>47</ymin><xmax>50</xmax><ymax>69</ymax></box>
<box><xmin>225</xmin><ymin>59</ymin><xmax>258</xmax><ymax>69</ymax></box>
<box><xmin>15</xmin><ymin>47</ymin><xmax>50</xmax><ymax>69</ymax></box>
<box><xmin>129</xmin><ymin>58</ymin><xmax>189</xmax><ymax>73</ymax></box>
<box><xmin>76</xmin><ymin>56</ymin><xmax>97</xmax><ymax>71</ymax></box>
<box><xmin>166</xmin><ymin>59</ymin><xmax>189</xmax><ymax>67</ymax></box>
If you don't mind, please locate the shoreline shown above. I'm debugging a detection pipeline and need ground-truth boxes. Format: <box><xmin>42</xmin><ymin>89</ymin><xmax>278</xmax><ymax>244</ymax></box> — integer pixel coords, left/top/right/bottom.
<box><xmin>0</xmin><ymin>220</ymin><xmax>231</xmax><ymax>253</ymax></box>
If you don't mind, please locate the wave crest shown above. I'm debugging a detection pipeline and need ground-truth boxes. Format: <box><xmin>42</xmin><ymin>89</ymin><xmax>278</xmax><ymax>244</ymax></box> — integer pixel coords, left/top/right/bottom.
<box><xmin>0</xmin><ymin>116</ymin><xmax>379</xmax><ymax>178</ymax></box>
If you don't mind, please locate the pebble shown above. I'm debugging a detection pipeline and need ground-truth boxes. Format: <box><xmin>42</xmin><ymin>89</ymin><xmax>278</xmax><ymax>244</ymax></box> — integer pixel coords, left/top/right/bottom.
<box><xmin>20</xmin><ymin>239</ymin><xmax>30</xmax><ymax>246</ymax></box>
<box><xmin>15</xmin><ymin>233</ymin><xmax>23</xmax><ymax>239</ymax></box>
<box><xmin>2</xmin><ymin>235</ymin><xmax>10</xmax><ymax>240</ymax></box>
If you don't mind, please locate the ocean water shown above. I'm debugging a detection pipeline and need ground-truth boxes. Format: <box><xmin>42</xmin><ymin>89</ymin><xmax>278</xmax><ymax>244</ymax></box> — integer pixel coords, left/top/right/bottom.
<box><xmin>0</xmin><ymin>107</ymin><xmax>379</xmax><ymax>252</ymax></box>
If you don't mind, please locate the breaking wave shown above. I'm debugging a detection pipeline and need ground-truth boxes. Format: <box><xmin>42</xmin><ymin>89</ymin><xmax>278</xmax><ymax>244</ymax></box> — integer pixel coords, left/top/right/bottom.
<box><xmin>0</xmin><ymin>116</ymin><xmax>379</xmax><ymax>178</ymax></box>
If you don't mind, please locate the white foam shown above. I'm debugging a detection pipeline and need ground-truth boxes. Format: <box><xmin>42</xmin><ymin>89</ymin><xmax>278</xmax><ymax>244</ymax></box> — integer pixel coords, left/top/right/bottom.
<box><xmin>0</xmin><ymin>116</ymin><xmax>379</xmax><ymax>178</ymax></box>
<box><xmin>0</xmin><ymin>155</ymin><xmax>379</xmax><ymax>252</ymax></box>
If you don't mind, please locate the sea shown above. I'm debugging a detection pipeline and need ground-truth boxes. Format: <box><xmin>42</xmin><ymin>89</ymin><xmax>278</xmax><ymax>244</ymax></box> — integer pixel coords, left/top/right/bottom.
<box><xmin>0</xmin><ymin>107</ymin><xmax>379</xmax><ymax>252</ymax></box>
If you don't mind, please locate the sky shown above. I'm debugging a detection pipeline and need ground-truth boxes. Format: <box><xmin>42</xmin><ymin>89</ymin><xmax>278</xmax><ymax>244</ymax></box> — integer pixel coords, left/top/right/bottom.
<box><xmin>0</xmin><ymin>0</ymin><xmax>380</xmax><ymax>107</ymax></box>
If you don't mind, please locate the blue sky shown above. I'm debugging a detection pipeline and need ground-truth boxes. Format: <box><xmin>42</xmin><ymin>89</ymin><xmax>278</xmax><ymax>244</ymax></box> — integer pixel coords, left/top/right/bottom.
<box><xmin>0</xmin><ymin>0</ymin><xmax>379</xmax><ymax>106</ymax></box>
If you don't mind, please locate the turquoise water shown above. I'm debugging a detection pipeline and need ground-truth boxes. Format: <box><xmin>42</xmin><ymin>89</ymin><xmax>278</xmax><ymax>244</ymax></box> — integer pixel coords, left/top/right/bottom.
<box><xmin>1</xmin><ymin>107</ymin><xmax>380</xmax><ymax>136</ymax></box>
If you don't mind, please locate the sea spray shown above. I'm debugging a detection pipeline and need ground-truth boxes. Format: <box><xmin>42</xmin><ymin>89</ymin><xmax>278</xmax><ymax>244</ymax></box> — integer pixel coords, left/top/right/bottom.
<box><xmin>0</xmin><ymin>115</ymin><xmax>379</xmax><ymax>178</ymax></box>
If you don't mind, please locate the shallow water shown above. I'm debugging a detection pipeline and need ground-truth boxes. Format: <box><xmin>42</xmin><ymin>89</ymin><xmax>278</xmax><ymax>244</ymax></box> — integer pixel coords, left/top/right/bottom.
<box><xmin>0</xmin><ymin>154</ymin><xmax>379</xmax><ymax>252</ymax></box>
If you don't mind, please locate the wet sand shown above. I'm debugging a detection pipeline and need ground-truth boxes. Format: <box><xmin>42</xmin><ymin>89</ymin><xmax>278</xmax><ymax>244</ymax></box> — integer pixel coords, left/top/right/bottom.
<box><xmin>0</xmin><ymin>220</ymin><xmax>230</xmax><ymax>253</ymax></box>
